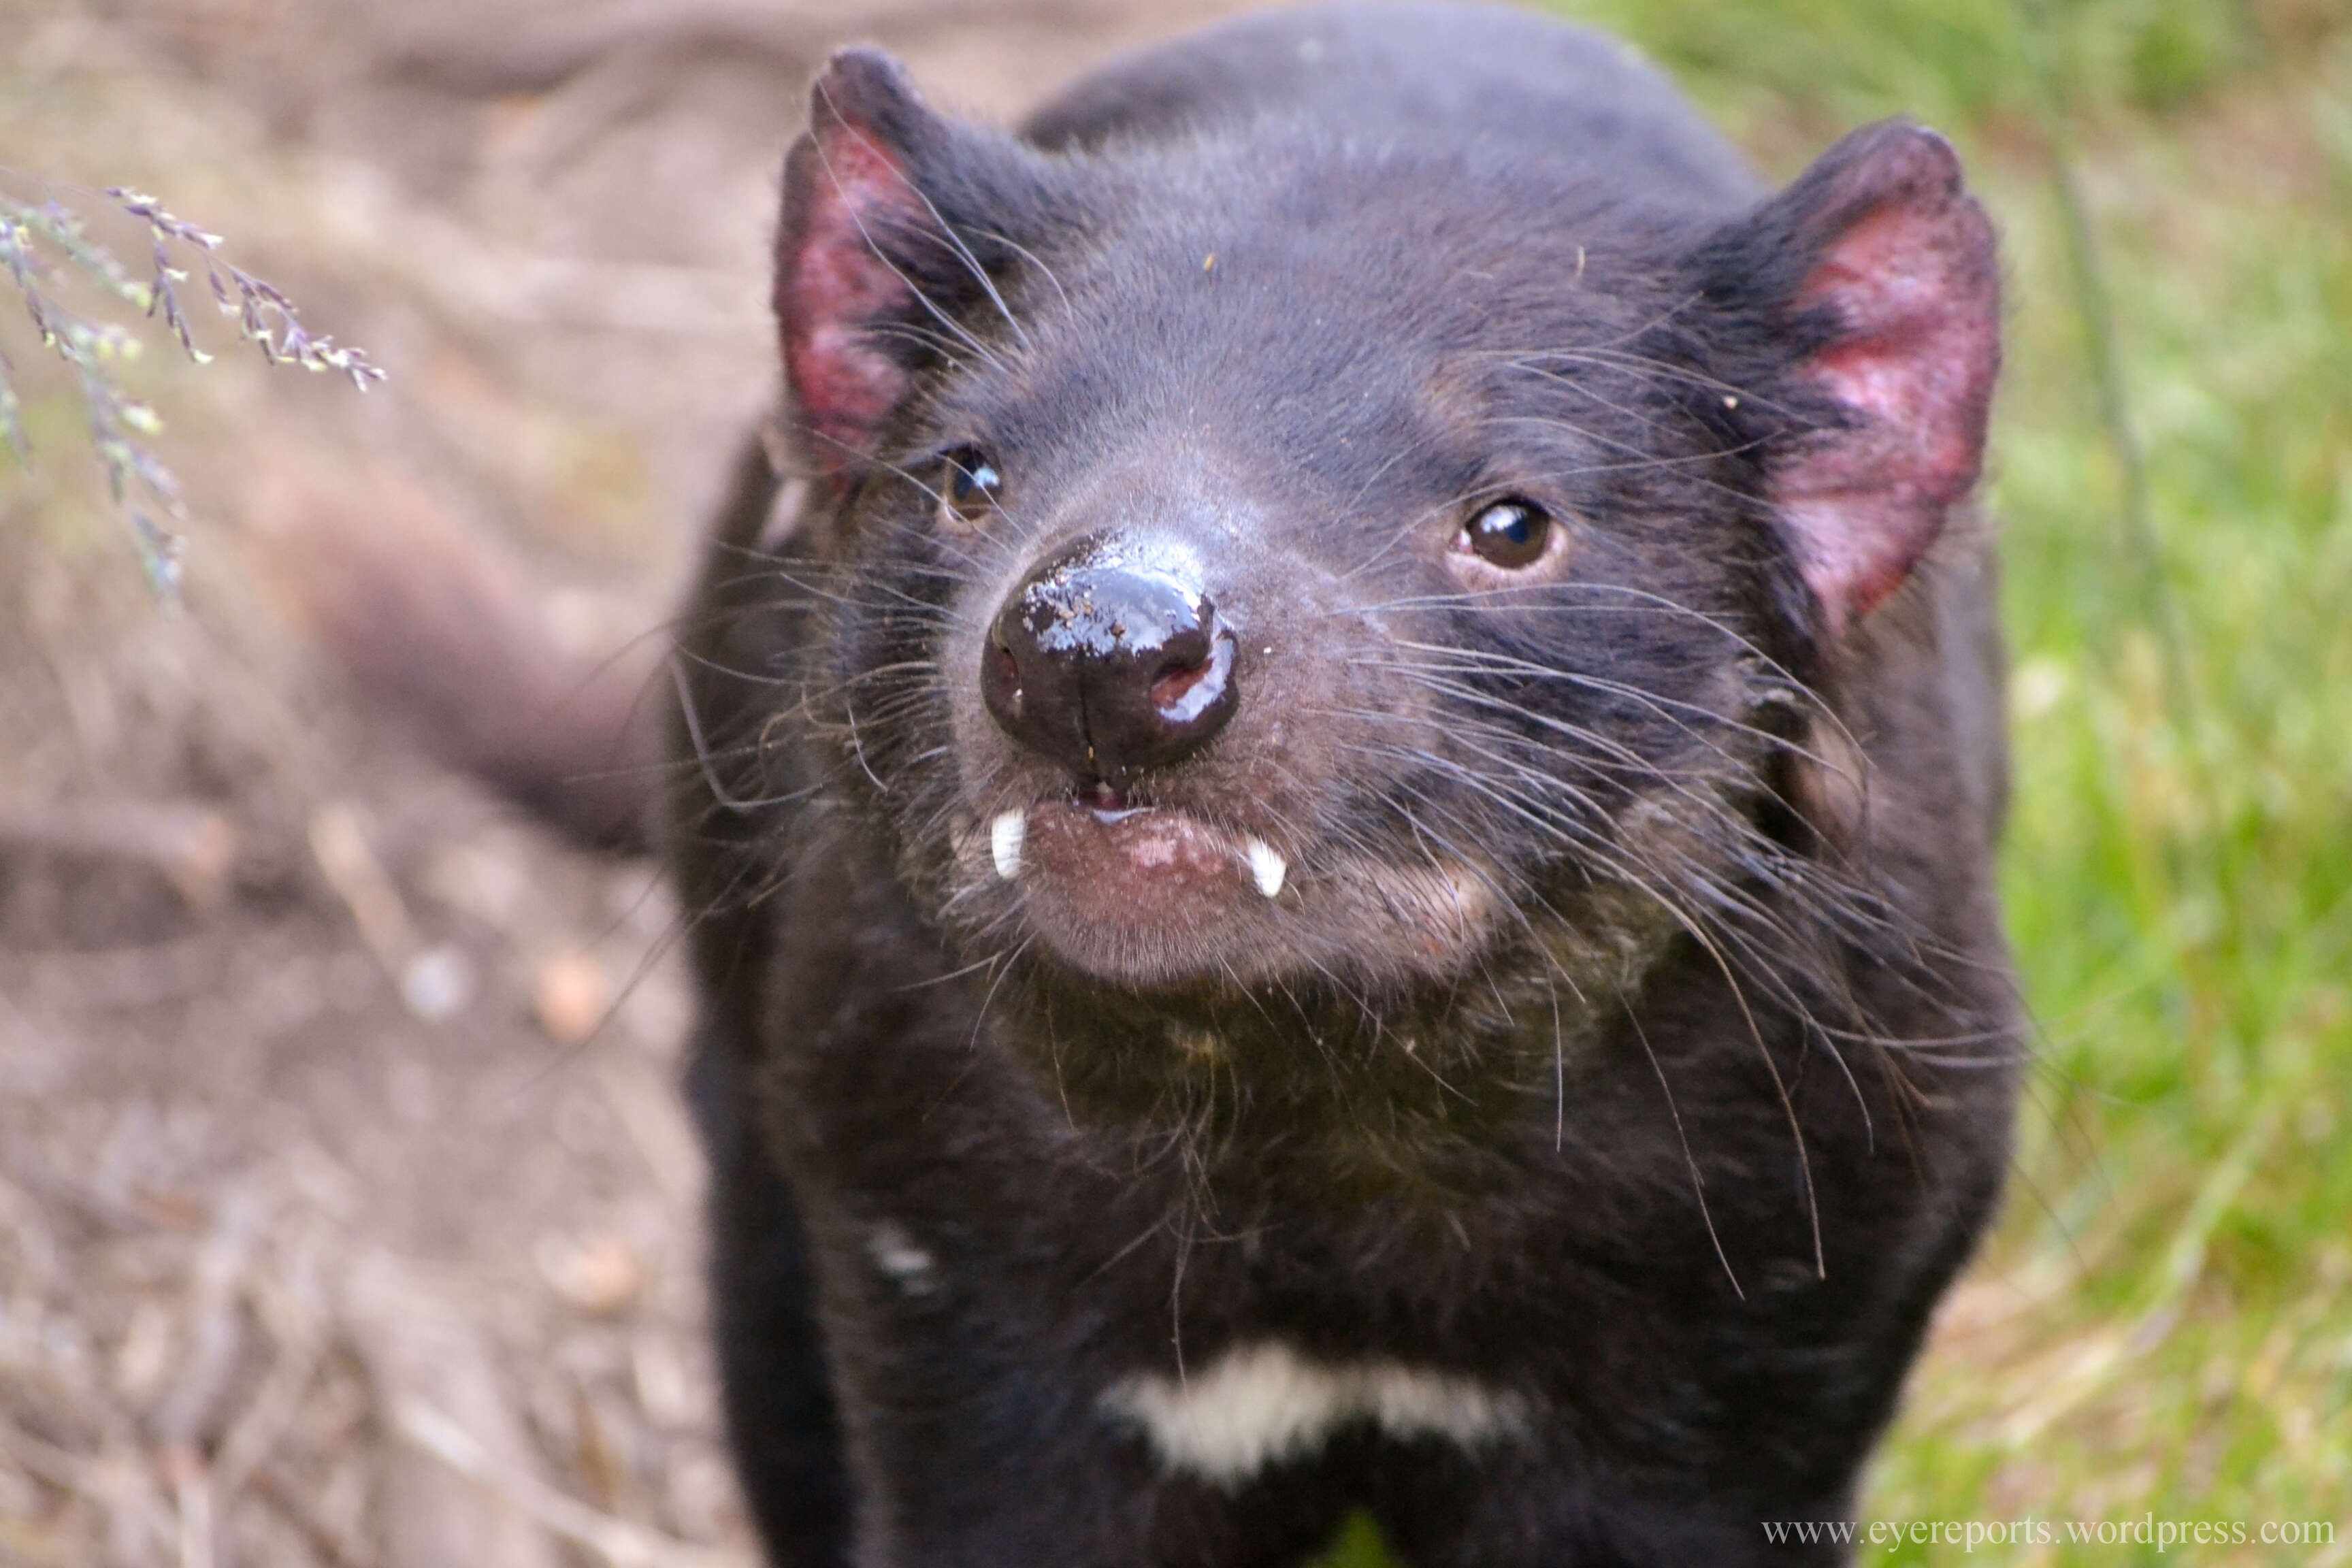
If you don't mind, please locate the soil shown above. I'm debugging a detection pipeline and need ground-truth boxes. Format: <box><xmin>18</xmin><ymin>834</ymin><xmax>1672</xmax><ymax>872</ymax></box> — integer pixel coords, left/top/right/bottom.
<box><xmin>0</xmin><ymin>1</ymin><xmax>1245</xmax><ymax>1563</ymax></box>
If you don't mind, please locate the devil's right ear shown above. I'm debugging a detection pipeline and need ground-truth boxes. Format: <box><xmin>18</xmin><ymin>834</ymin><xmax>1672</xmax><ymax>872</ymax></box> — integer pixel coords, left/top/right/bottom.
<box><xmin>774</xmin><ymin>50</ymin><xmax>1034</xmax><ymax>480</ymax></box>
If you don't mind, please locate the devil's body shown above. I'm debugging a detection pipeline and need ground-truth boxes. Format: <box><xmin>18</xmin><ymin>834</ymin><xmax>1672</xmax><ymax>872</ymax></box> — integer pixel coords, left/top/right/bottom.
<box><xmin>668</xmin><ymin>7</ymin><xmax>2019</xmax><ymax>1564</ymax></box>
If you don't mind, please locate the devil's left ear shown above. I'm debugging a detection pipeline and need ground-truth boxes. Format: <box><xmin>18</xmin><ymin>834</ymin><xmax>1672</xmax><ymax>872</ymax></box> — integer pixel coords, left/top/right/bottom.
<box><xmin>1700</xmin><ymin>122</ymin><xmax>2001</xmax><ymax>632</ymax></box>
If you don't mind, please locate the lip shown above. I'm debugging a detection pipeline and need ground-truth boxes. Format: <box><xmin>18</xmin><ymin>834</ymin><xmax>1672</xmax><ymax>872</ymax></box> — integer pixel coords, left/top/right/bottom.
<box><xmin>962</xmin><ymin>797</ymin><xmax>1296</xmax><ymax>983</ymax></box>
<box><xmin>952</xmin><ymin>789</ymin><xmax>1501</xmax><ymax>990</ymax></box>
<box><xmin>1001</xmin><ymin>800</ymin><xmax>1279</xmax><ymax>898</ymax></box>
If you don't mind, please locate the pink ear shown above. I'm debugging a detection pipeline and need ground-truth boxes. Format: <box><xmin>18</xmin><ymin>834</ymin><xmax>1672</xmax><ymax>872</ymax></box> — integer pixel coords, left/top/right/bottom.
<box><xmin>1767</xmin><ymin>126</ymin><xmax>2000</xmax><ymax>632</ymax></box>
<box><xmin>774</xmin><ymin>52</ymin><xmax>938</xmax><ymax>475</ymax></box>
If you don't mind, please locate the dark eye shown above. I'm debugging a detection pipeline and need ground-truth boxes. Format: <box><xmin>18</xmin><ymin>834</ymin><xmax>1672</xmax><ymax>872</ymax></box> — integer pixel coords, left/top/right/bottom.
<box><xmin>941</xmin><ymin>446</ymin><xmax>1002</xmax><ymax>524</ymax></box>
<box><xmin>1456</xmin><ymin>498</ymin><xmax>1553</xmax><ymax>570</ymax></box>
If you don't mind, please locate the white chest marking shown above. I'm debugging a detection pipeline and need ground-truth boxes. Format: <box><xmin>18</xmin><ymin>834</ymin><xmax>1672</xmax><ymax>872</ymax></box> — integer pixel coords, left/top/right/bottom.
<box><xmin>1100</xmin><ymin>1340</ymin><xmax>1531</xmax><ymax>1487</ymax></box>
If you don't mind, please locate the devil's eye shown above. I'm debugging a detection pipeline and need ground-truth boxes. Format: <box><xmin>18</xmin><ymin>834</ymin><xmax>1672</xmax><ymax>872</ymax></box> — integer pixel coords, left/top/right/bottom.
<box><xmin>1456</xmin><ymin>499</ymin><xmax>1553</xmax><ymax>570</ymax></box>
<box><xmin>941</xmin><ymin>446</ymin><xmax>1002</xmax><ymax>524</ymax></box>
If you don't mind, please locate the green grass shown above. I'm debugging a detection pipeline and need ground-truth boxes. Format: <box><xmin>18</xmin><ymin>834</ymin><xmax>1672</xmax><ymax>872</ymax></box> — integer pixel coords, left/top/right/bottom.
<box><xmin>1322</xmin><ymin>1</ymin><xmax>2352</xmax><ymax>1563</ymax></box>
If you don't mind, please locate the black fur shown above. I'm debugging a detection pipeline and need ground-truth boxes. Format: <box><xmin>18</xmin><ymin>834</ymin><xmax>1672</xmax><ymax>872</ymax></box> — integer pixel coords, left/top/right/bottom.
<box><xmin>671</xmin><ymin>7</ymin><xmax>2019</xmax><ymax>1564</ymax></box>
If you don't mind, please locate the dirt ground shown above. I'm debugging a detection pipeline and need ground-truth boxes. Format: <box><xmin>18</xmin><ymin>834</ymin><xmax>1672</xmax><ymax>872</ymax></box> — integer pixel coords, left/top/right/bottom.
<box><xmin>0</xmin><ymin>2</ymin><xmax>1248</xmax><ymax>1563</ymax></box>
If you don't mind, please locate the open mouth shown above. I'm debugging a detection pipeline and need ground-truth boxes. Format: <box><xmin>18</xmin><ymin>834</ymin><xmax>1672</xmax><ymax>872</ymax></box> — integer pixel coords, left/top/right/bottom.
<box><xmin>985</xmin><ymin>793</ymin><xmax>1288</xmax><ymax>901</ymax></box>
<box><xmin>955</xmin><ymin>785</ymin><xmax>1498</xmax><ymax>991</ymax></box>
<box><xmin>968</xmin><ymin>791</ymin><xmax>1295</xmax><ymax>985</ymax></box>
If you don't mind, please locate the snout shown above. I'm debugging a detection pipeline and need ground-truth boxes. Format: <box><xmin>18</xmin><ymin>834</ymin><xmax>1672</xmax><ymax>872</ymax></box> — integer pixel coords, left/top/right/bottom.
<box><xmin>944</xmin><ymin>523</ymin><xmax>1499</xmax><ymax>989</ymax></box>
<box><xmin>980</xmin><ymin>534</ymin><xmax>1239</xmax><ymax>793</ymax></box>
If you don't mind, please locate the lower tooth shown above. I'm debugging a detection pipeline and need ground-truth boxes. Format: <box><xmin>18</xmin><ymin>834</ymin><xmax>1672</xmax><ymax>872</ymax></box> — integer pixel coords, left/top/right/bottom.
<box><xmin>990</xmin><ymin>811</ymin><xmax>1026</xmax><ymax>880</ymax></box>
<box><xmin>1245</xmin><ymin>838</ymin><xmax>1287</xmax><ymax>899</ymax></box>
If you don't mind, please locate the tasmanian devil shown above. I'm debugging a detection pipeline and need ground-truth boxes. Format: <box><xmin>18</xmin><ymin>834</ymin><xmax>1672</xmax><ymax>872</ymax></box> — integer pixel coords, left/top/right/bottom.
<box><xmin>657</xmin><ymin>4</ymin><xmax>2021</xmax><ymax>1564</ymax></box>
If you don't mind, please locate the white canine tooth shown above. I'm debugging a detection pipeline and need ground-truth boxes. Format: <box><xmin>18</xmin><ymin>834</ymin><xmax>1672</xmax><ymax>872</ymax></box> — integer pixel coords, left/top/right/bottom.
<box><xmin>1245</xmin><ymin>838</ymin><xmax>1287</xmax><ymax>899</ymax></box>
<box><xmin>990</xmin><ymin>811</ymin><xmax>1026</xmax><ymax>880</ymax></box>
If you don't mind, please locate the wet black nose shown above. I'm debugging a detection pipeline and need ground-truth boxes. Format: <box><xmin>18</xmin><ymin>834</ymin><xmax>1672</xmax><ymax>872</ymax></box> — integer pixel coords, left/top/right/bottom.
<box><xmin>981</xmin><ymin>539</ymin><xmax>1238</xmax><ymax>787</ymax></box>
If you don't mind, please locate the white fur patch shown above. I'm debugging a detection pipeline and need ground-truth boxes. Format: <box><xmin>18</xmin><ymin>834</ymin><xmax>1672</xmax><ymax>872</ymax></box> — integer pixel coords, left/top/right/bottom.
<box><xmin>865</xmin><ymin>1222</ymin><xmax>936</xmax><ymax>1295</ymax></box>
<box><xmin>1100</xmin><ymin>1341</ymin><xmax>1531</xmax><ymax>1486</ymax></box>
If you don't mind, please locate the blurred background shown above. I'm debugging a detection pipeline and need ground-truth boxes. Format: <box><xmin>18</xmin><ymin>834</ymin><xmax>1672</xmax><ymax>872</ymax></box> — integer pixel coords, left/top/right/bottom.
<box><xmin>0</xmin><ymin>0</ymin><xmax>2344</xmax><ymax>1563</ymax></box>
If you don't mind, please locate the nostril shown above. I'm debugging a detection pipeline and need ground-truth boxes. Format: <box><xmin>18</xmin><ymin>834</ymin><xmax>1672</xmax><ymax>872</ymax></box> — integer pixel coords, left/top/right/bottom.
<box><xmin>986</xmin><ymin>642</ymin><xmax>1022</xmax><ymax>719</ymax></box>
<box><xmin>980</xmin><ymin>620</ymin><xmax>1026</xmax><ymax>728</ymax></box>
<box><xmin>1149</xmin><ymin>660</ymin><xmax>1205</xmax><ymax>713</ymax></box>
<box><xmin>1148</xmin><ymin>630</ymin><xmax>1234</xmax><ymax>724</ymax></box>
